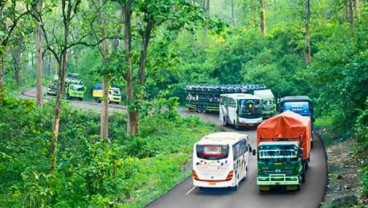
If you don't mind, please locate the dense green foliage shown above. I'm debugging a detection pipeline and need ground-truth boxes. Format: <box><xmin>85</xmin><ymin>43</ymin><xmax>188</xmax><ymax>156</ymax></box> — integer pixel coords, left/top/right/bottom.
<box><xmin>0</xmin><ymin>97</ymin><xmax>217</xmax><ymax>207</ymax></box>
<box><xmin>354</xmin><ymin>99</ymin><xmax>368</xmax><ymax>197</ymax></box>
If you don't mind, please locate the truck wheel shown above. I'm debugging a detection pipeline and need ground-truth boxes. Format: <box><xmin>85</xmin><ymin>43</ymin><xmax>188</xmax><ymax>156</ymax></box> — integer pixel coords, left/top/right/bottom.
<box><xmin>196</xmin><ymin>105</ymin><xmax>203</xmax><ymax>113</ymax></box>
<box><xmin>258</xmin><ymin>186</ymin><xmax>269</xmax><ymax>192</ymax></box>
<box><xmin>304</xmin><ymin>161</ymin><xmax>309</xmax><ymax>171</ymax></box>
<box><xmin>222</xmin><ymin>117</ymin><xmax>227</xmax><ymax>126</ymax></box>
<box><xmin>244</xmin><ymin>165</ymin><xmax>248</xmax><ymax>180</ymax></box>
<box><xmin>234</xmin><ymin>121</ymin><xmax>240</xmax><ymax>130</ymax></box>
<box><xmin>296</xmin><ymin>185</ymin><xmax>301</xmax><ymax>191</ymax></box>
<box><xmin>201</xmin><ymin>106</ymin><xmax>207</xmax><ymax>113</ymax></box>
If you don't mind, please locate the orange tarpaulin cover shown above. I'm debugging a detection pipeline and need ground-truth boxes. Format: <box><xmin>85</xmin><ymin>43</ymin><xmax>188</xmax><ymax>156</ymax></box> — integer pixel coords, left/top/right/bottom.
<box><xmin>256</xmin><ymin>110</ymin><xmax>311</xmax><ymax>160</ymax></box>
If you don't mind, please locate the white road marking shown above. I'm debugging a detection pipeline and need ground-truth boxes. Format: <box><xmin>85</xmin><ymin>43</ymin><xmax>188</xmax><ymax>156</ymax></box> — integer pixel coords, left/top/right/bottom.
<box><xmin>185</xmin><ymin>186</ymin><xmax>196</xmax><ymax>195</ymax></box>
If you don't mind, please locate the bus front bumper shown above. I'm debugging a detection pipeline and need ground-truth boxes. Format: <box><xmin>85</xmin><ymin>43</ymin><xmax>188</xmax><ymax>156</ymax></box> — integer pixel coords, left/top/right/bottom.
<box><xmin>238</xmin><ymin>117</ymin><xmax>263</xmax><ymax>126</ymax></box>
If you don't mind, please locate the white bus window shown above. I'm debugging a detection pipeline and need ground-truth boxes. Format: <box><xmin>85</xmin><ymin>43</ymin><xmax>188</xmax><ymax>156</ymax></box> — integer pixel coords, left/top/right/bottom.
<box><xmin>233</xmin><ymin>140</ymin><xmax>247</xmax><ymax>160</ymax></box>
<box><xmin>196</xmin><ymin>145</ymin><xmax>229</xmax><ymax>160</ymax></box>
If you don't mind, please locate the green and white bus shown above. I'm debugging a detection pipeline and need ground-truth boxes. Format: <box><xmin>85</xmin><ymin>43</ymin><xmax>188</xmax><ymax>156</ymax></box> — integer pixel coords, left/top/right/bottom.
<box><xmin>219</xmin><ymin>93</ymin><xmax>263</xmax><ymax>129</ymax></box>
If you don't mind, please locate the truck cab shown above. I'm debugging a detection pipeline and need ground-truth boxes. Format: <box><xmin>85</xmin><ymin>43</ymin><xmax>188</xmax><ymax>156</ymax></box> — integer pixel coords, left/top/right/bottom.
<box><xmin>280</xmin><ymin>96</ymin><xmax>315</xmax><ymax>147</ymax></box>
<box><xmin>253</xmin><ymin>89</ymin><xmax>276</xmax><ymax>118</ymax></box>
<box><xmin>92</xmin><ymin>84</ymin><xmax>121</xmax><ymax>104</ymax></box>
<box><xmin>256</xmin><ymin>141</ymin><xmax>304</xmax><ymax>191</ymax></box>
<box><xmin>46</xmin><ymin>82</ymin><xmax>57</xmax><ymax>96</ymax></box>
<box><xmin>66</xmin><ymin>83</ymin><xmax>85</xmax><ymax>101</ymax></box>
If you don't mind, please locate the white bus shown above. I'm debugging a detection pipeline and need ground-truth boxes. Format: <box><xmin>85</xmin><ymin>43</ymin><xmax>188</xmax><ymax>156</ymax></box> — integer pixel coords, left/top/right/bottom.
<box><xmin>192</xmin><ymin>132</ymin><xmax>251</xmax><ymax>190</ymax></box>
<box><xmin>219</xmin><ymin>93</ymin><xmax>263</xmax><ymax>129</ymax></box>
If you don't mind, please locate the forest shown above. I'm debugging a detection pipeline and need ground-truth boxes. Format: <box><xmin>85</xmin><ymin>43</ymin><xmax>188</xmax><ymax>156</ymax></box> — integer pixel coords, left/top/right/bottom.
<box><xmin>0</xmin><ymin>0</ymin><xmax>367</xmax><ymax>207</ymax></box>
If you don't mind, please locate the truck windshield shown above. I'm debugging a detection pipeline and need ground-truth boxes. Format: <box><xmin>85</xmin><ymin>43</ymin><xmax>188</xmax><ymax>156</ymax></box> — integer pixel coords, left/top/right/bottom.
<box><xmin>263</xmin><ymin>99</ymin><xmax>275</xmax><ymax>110</ymax></box>
<box><xmin>259</xmin><ymin>145</ymin><xmax>298</xmax><ymax>160</ymax></box>
<box><xmin>283</xmin><ymin>101</ymin><xmax>310</xmax><ymax>113</ymax></box>
<box><xmin>110</xmin><ymin>90</ymin><xmax>120</xmax><ymax>96</ymax></box>
<box><xmin>196</xmin><ymin>144</ymin><xmax>229</xmax><ymax>160</ymax></box>
<box><xmin>71</xmin><ymin>85</ymin><xmax>84</xmax><ymax>91</ymax></box>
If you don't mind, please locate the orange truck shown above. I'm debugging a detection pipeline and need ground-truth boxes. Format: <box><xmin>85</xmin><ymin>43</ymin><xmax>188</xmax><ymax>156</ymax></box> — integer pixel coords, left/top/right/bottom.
<box><xmin>254</xmin><ymin>110</ymin><xmax>311</xmax><ymax>191</ymax></box>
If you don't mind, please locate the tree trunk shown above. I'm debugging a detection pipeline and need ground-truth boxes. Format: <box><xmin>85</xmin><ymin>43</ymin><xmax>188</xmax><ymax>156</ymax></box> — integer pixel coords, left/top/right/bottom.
<box><xmin>355</xmin><ymin>0</ymin><xmax>360</xmax><ymax>19</ymax></box>
<box><xmin>123</xmin><ymin>1</ymin><xmax>139</xmax><ymax>136</ymax></box>
<box><xmin>251</xmin><ymin>0</ymin><xmax>257</xmax><ymax>27</ymax></box>
<box><xmin>241</xmin><ymin>0</ymin><xmax>247</xmax><ymax>26</ymax></box>
<box><xmin>347</xmin><ymin>0</ymin><xmax>355</xmax><ymax>28</ymax></box>
<box><xmin>99</xmin><ymin>0</ymin><xmax>110</xmax><ymax>140</ymax></box>
<box><xmin>50</xmin><ymin>0</ymin><xmax>75</xmax><ymax>173</ymax></box>
<box><xmin>138</xmin><ymin>19</ymin><xmax>154</xmax><ymax>86</ymax></box>
<box><xmin>50</xmin><ymin>57</ymin><xmax>67</xmax><ymax>173</ymax></box>
<box><xmin>260</xmin><ymin>0</ymin><xmax>266</xmax><ymax>36</ymax></box>
<box><xmin>101</xmin><ymin>76</ymin><xmax>109</xmax><ymax>139</ymax></box>
<box><xmin>202</xmin><ymin>0</ymin><xmax>210</xmax><ymax>37</ymax></box>
<box><xmin>14</xmin><ymin>44</ymin><xmax>21</xmax><ymax>86</ymax></box>
<box><xmin>304</xmin><ymin>0</ymin><xmax>311</xmax><ymax>65</ymax></box>
<box><xmin>36</xmin><ymin>0</ymin><xmax>43</xmax><ymax>107</ymax></box>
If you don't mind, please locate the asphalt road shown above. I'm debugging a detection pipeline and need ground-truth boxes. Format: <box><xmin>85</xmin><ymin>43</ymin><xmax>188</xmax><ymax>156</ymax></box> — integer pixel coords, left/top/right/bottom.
<box><xmin>21</xmin><ymin>88</ymin><xmax>328</xmax><ymax>208</ymax></box>
<box><xmin>145</xmin><ymin>111</ymin><xmax>328</xmax><ymax>208</ymax></box>
<box><xmin>21</xmin><ymin>88</ymin><xmax>126</xmax><ymax>112</ymax></box>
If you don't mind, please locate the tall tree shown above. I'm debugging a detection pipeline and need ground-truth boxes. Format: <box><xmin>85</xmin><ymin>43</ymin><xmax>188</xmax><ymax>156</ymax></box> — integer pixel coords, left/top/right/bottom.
<box><xmin>0</xmin><ymin>0</ymin><xmax>29</xmax><ymax>104</ymax></box>
<box><xmin>355</xmin><ymin>0</ymin><xmax>360</xmax><ymax>19</ymax></box>
<box><xmin>35</xmin><ymin>0</ymin><xmax>43</xmax><ymax>107</ymax></box>
<box><xmin>94</xmin><ymin>0</ymin><xmax>111</xmax><ymax>140</ymax></box>
<box><xmin>348</xmin><ymin>0</ymin><xmax>355</xmax><ymax>28</ymax></box>
<box><xmin>260</xmin><ymin>0</ymin><xmax>266</xmax><ymax>35</ymax></box>
<box><xmin>119</xmin><ymin>0</ymin><xmax>204</xmax><ymax>135</ymax></box>
<box><xmin>31</xmin><ymin>0</ymin><xmax>82</xmax><ymax>173</ymax></box>
<box><xmin>122</xmin><ymin>0</ymin><xmax>138</xmax><ymax>135</ymax></box>
<box><xmin>8</xmin><ymin>33</ymin><xmax>25</xmax><ymax>86</ymax></box>
<box><xmin>304</xmin><ymin>0</ymin><xmax>311</xmax><ymax>65</ymax></box>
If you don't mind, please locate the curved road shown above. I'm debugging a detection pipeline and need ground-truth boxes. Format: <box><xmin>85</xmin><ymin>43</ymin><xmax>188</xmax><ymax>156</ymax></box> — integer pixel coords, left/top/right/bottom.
<box><xmin>146</xmin><ymin>112</ymin><xmax>328</xmax><ymax>208</ymax></box>
<box><xmin>21</xmin><ymin>88</ymin><xmax>328</xmax><ymax>208</ymax></box>
<box><xmin>21</xmin><ymin>88</ymin><xmax>126</xmax><ymax>111</ymax></box>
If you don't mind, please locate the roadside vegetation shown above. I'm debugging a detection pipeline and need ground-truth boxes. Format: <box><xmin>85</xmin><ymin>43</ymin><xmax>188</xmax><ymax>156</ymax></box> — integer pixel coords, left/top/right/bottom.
<box><xmin>0</xmin><ymin>97</ymin><xmax>218</xmax><ymax>207</ymax></box>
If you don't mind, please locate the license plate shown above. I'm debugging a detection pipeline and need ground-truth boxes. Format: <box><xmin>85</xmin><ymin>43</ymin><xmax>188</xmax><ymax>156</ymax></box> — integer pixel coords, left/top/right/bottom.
<box><xmin>208</xmin><ymin>182</ymin><xmax>216</xmax><ymax>186</ymax></box>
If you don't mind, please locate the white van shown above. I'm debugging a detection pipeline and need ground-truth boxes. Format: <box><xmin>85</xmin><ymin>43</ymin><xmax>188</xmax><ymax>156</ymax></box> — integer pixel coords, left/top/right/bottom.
<box><xmin>192</xmin><ymin>132</ymin><xmax>251</xmax><ymax>190</ymax></box>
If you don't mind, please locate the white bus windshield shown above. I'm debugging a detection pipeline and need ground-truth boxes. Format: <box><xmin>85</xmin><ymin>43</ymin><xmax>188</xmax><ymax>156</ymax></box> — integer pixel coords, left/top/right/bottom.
<box><xmin>196</xmin><ymin>145</ymin><xmax>229</xmax><ymax>160</ymax></box>
<box><xmin>238</xmin><ymin>99</ymin><xmax>262</xmax><ymax>114</ymax></box>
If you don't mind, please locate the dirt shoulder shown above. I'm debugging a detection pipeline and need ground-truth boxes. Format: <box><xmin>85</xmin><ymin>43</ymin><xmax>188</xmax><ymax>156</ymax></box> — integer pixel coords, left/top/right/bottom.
<box><xmin>320</xmin><ymin>132</ymin><xmax>367</xmax><ymax>208</ymax></box>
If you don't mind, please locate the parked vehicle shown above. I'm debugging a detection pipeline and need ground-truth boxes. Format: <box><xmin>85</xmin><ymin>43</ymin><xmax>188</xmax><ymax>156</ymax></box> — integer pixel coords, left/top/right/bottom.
<box><xmin>92</xmin><ymin>84</ymin><xmax>121</xmax><ymax>104</ymax></box>
<box><xmin>219</xmin><ymin>93</ymin><xmax>263</xmax><ymax>129</ymax></box>
<box><xmin>254</xmin><ymin>110</ymin><xmax>312</xmax><ymax>191</ymax></box>
<box><xmin>253</xmin><ymin>89</ymin><xmax>276</xmax><ymax>118</ymax></box>
<box><xmin>185</xmin><ymin>84</ymin><xmax>266</xmax><ymax>113</ymax></box>
<box><xmin>192</xmin><ymin>132</ymin><xmax>251</xmax><ymax>190</ymax></box>
<box><xmin>280</xmin><ymin>96</ymin><xmax>314</xmax><ymax>147</ymax></box>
